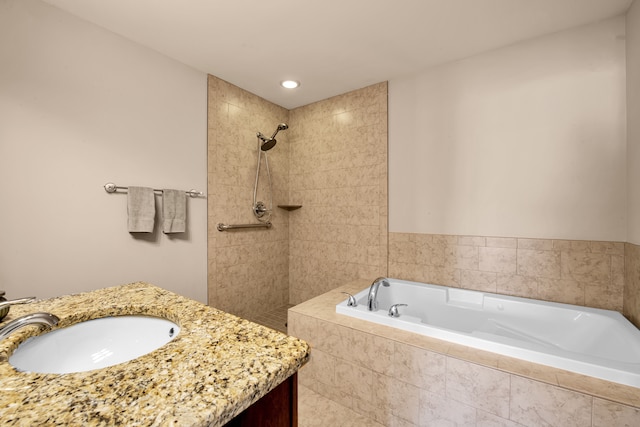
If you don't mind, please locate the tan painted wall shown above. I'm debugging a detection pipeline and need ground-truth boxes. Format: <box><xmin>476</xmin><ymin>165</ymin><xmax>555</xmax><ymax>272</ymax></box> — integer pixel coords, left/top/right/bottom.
<box><xmin>628</xmin><ymin>1</ymin><xmax>640</xmax><ymax>245</ymax></box>
<box><xmin>0</xmin><ymin>0</ymin><xmax>207</xmax><ymax>302</ymax></box>
<box><xmin>624</xmin><ymin>0</ymin><xmax>640</xmax><ymax>327</ymax></box>
<box><xmin>389</xmin><ymin>17</ymin><xmax>627</xmax><ymax>242</ymax></box>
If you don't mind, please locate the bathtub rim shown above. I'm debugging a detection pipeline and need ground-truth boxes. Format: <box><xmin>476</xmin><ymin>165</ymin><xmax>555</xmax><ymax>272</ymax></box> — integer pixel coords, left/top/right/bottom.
<box><xmin>336</xmin><ymin>278</ymin><xmax>640</xmax><ymax>385</ymax></box>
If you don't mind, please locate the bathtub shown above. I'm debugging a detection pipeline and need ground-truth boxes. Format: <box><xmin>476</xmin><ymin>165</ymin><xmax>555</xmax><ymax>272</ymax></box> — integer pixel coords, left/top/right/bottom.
<box><xmin>336</xmin><ymin>278</ymin><xmax>640</xmax><ymax>388</ymax></box>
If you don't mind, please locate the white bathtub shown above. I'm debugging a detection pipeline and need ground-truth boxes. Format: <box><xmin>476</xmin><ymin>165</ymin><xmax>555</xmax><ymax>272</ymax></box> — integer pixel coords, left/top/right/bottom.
<box><xmin>336</xmin><ymin>278</ymin><xmax>640</xmax><ymax>388</ymax></box>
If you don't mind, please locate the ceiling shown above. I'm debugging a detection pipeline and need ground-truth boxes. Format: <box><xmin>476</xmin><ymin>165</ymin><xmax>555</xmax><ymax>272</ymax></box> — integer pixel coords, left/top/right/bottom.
<box><xmin>42</xmin><ymin>0</ymin><xmax>633</xmax><ymax>109</ymax></box>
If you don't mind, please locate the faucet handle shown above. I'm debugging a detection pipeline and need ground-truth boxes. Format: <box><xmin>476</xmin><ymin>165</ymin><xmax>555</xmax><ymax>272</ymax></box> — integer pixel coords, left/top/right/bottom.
<box><xmin>388</xmin><ymin>304</ymin><xmax>408</xmax><ymax>318</ymax></box>
<box><xmin>0</xmin><ymin>296</ymin><xmax>36</xmax><ymax>321</ymax></box>
<box><xmin>340</xmin><ymin>292</ymin><xmax>357</xmax><ymax>307</ymax></box>
<box><xmin>0</xmin><ymin>297</ymin><xmax>36</xmax><ymax>310</ymax></box>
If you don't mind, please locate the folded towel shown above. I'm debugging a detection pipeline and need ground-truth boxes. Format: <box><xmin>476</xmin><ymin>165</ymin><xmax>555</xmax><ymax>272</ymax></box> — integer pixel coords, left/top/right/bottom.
<box><xmin>162</xmin><ymin>189</ymin><xmax>186</xmax><ymax>234</ymax></box>
<box><xmin>127</xmin><ymin>186</ymin><xmax>155</xmax><ymax>233</ymax></box>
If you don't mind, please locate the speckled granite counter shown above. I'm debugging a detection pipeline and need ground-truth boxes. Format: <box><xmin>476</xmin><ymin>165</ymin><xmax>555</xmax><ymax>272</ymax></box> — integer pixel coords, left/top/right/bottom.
<box><xmin>0</xmin><ymin>283</ymin><xmax>310</xmax><ymax>426</ymax></box>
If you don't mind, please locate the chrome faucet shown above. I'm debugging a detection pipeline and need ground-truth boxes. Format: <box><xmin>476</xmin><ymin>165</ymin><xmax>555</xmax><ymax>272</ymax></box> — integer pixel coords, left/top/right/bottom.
<box><xmin>367</xmin><ymin>277</ymin><xmax>390</xmax><ymax>311</ymax></box>
<box><xmin>0</xmin><ymin>312</ymin><xmax>59</xmax><ymax>342</ymax></box>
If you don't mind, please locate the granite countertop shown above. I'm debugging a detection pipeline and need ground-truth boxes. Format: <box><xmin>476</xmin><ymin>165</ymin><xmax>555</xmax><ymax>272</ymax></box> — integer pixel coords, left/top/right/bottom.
<box><xmin>0</xmin><ymin>282</ymin><xmax>310</xmax><ymax>426</ymax></box>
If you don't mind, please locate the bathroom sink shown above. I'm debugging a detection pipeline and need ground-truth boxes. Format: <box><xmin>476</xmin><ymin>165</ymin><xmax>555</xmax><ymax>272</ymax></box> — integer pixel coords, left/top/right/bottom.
<box><xmin>9</xmin><ymin>315</ymin><xmax>179</xmax><ymax>374</ymax></box>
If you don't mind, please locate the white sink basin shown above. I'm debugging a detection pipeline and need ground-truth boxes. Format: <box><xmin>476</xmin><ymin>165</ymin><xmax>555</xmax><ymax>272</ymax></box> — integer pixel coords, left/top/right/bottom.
<box><xmin>9</xmin><ymin>315</ymin><xmax>179</xmax><ymax>374</ymax></box>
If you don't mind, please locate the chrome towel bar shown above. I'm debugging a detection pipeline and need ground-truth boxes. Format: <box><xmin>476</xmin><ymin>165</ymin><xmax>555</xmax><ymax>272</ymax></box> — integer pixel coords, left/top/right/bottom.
<box><xmin>217</xmin><ymin>222</ymin><xmax>272</xmax><ymax>231</ymax></box>
<box><xmin>104</xmin><ymin>182</ymin><xmax>203</xmax><ymax>198</ymax></box>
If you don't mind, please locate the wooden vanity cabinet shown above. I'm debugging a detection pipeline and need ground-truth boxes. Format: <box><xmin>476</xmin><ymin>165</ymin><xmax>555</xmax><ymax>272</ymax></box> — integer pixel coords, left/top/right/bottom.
<box><xmin>224</xmin><ymin>373</ymin><xmax>298</xmax><ymax>427</ymax></box>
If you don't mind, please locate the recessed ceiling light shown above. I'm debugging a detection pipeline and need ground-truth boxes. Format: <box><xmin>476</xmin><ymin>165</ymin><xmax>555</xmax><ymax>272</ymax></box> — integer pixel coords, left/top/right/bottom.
<box><xmin>281</xmin><ymin>80</ymin><xmax>300</xmax><ymax>89</ymax></box>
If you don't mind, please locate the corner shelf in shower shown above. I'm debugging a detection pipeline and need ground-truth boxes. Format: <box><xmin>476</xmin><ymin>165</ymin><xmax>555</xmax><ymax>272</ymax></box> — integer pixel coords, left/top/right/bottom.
<box><xmin>277</xmin><ymin>205</ymin><xmax>302</xmax><ymax>211</ymax></box>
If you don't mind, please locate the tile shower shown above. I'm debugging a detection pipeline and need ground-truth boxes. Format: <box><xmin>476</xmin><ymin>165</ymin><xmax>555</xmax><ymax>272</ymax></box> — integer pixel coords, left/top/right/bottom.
<box><xmin>207</xmin><ymin>76</ymin><xmax>388</xmax><ymax>318</ymax></box>
<box><xmin>207</xmin><ymin>76</ymin><xmax>291</xmax><ymax>317</ymax></box>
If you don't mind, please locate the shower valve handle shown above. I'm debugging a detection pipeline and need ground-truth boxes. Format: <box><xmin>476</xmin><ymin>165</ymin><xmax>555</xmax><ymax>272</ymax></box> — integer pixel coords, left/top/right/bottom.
<box><xmin>253</xmin><ymin>201</ymin><xmax>271</xmax><ymax>217</ymax></box>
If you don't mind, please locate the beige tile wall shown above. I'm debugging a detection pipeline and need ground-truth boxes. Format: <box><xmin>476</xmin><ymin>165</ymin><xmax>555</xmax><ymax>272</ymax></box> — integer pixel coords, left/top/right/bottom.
<box><xmin>207</xmin><ymin>75</ymin><xmax>290</xmax><ymax>318</ymax></box>
<box><xmin>207</xmin><ymin>79</ymin><xmax>388</xmax><ymax>316</ymax></box>
<box><xmin>287</xmin><ymin>83</ymin><xmax>388</xmax><ymax>304</ymax></box>
<box><xmin>625</xmin><ymin>242</ymin><xmax>640</xmax><ymax>327</ymax></box>
<box><xmin>389</xmin><ymin>233</ymin><xmax>625</xmax><ymax>311</ymax></box>
<box><xmin>289</xmin><ymin>282</ymin><xmax>640</xmax><ymax>427</ymax></box>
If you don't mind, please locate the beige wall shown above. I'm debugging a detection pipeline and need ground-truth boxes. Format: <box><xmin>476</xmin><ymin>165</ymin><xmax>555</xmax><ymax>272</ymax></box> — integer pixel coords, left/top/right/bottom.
<box><xmin>0</xmin><ymin>0</ymin><xmax>208</xmax><ymax>302</ymax></box>
<box><xmin>389</xmin><ymin>17</ymin><xmax>627</xmax><ymax>242</ymax></box>
<box><xmin>288</xmin><ymin>83</ymin><xmax>389</xmax><ymax>304</ymax></box>
<box><xmin>628</xmin><ymin>1</ymin><xmax>640</xmax><ymax>245</ymax></box>
<box><xmin>207</xmin><ymin>76</ymin><xmax>290</xmax><ymax>317</ymax></box>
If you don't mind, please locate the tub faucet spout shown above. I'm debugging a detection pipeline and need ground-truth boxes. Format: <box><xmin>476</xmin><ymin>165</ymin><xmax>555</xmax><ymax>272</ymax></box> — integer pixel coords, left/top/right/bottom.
<box><xmin>367</xmin><ymin>277</ymin><xmax>390</xmax><ymax>311</ymax></box>
<box><xmin>0</xmin><ymin>312</ymin><xmax>59</xmax><ymax>342</ymax></box>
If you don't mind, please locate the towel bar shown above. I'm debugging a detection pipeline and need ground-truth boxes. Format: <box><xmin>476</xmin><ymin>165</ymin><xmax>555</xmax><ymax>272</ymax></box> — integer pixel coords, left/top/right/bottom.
<box><xmin>217</xmin><ymin>222</ymin><xmax>272</xmax><ymax>231</ymax></box>
<box><xmin>104</xmin><ymin>182</ymin><xmax>203</xmax><ymax>198</ymax></box>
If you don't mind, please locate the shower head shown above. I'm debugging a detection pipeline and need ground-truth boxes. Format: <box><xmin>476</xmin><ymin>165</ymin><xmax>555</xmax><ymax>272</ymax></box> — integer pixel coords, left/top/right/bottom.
<box><xmin>258</xmin><ymin>123</ymin><xmax>288</xmax><ymax>151</ymax></box>
<box><xmin>260</xmin><ymin>137</ymin><xmax>277</xmax><ymax>151</ymax></box>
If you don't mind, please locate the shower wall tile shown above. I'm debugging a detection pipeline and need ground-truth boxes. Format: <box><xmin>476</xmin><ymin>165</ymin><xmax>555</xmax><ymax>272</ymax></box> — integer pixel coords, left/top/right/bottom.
<box><xmin>445</xmin><ymin>244</ymin><xmax>479</xmax><ymax>270</ymax></box>
<box><xmin>518</xmin><ymin>238</ymin><xmax>554</xmax><ymax>251</ymax></box>
<box><xmin>624</xmin><ymin>242</ymin><xmax>640</xmax><ymax>328</ymax></box>
<box><xmin>207</xmin><ymin>75</ymin><xmax>289</xmax><ymax>318</ymax></box>
<box><xmin>486</xmin><ymin>237</ymin><xmax>518</xmax><ymax>249</ymax></box>
<box><xmin>561</xmin><ymin>252</ymin><xmax>611</xmax><ymax>283</ymax></box>
<box><xmin>479</xmin><ymin>247</ymin><xmax>517</xmax><ymax>274</ymax></box>
<box><xmin>517</xmin><ymin>249</ymin><xmax>562</xmax><ymax>279</ymax></box>
<box><xmin>537</xmin><ymin>277</ymin><xmax>585</xmax><ymax>305</ymax></box>
<box><xmin>389</xmin><ymin>233</ymin><xmax>625</xmax><ymax>311</ymax></box>
<box><xmin>460</xmin><ymin>269</ymin><xmax>498</xmax><ymax>292</ymax></box>
<box><xmin>585</xmin><ymin>282</ymin><xmax>623</xmax><ymax>311</ymax></box>
<box><xmin>496</xmin><ymin>273</ymin><xmax>538</xmax><ymax>298</ymax></box>
<box><xmin>288</xmin><ymin>82</ymin><xmax>388</xmax><ymax>304</ymax></box>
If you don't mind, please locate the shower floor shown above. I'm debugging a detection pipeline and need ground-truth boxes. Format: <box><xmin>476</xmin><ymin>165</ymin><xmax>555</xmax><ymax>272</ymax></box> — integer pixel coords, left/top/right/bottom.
<box><xmin>245</xmin><ymin>304</ymin><xmax>292</xmax><ymax>334</ymax></box>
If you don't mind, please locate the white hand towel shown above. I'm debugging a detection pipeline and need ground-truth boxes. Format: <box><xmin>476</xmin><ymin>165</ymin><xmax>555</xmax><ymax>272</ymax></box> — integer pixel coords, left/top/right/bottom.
<box><xmin>162</xmin><ymin>189</ymin><xmax>186</xmax><ymax>234</ymax></box>
<box><xmin>127</xmin><ymin>186</ymin><xmax>155</xmax><ymax>233</ymax></box>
